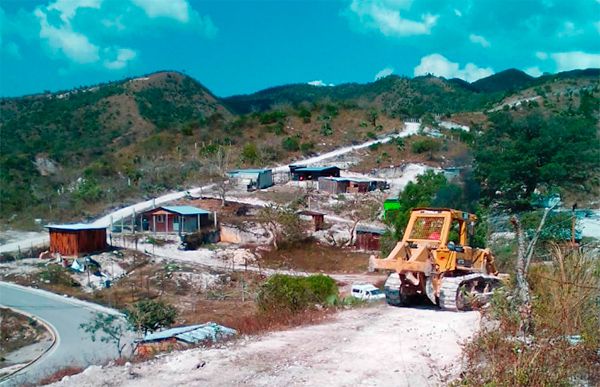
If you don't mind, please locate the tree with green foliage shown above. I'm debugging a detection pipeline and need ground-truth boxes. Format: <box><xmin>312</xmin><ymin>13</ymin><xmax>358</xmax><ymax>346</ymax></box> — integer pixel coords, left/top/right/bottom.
<box><xmin>79</xmin><ymin>313</ymin><xmax>131</xmax><ymax>358</ymax></box>
<box><xmin>126</xmin><ymin>300</ymin><xmax>177</xmax><ymax>335</ymax></box>
<box><xmin>474</xmin><ymin>110</ymin><xmax>599</xmax><ymax>209</ymax></box>
<box><xmin>241</xmin><ymin>143</ymin><xmax>259</xmax><ymax>164</ymax></box>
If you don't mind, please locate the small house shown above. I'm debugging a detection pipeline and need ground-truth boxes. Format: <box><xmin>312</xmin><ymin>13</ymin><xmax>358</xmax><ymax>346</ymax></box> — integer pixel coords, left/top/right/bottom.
<box><xmin>137</xmin><ymin>323</ymin><xmax>237</xmax><ymax>356</ymax></box>
<box><xmin>46</xmin><ymin>223</ymin><xmax>108</xmax><ymax>257</ymax></box>
<box><xmin>290</xmin><ymin>166</ymin><xmax>341</xmax><ymax>181</ymax></box>
<box><xmin>227</xmin><ymin>169</ymin><xmax>273</xmax><ymax>190</ymax></box>
<box><xmin>298</xmin><ymin>210</ymin><xmax>326</xmax><ymax>231</ymax></box>
<box><xmin>140</xmin><ymin>206</ymin><xmax>213</xmax><ymax>234</ymax></box>
<box><xmin>355</xmin><ymin>225</ymin><xmax>386</xmax><ymax>251</ymax></box>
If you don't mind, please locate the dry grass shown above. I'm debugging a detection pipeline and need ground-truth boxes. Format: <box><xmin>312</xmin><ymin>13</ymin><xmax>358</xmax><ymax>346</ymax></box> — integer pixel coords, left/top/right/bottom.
<box><xmin>38</xmin><ymin>366</ymin><xmax>84</xmax><ymax>385</ymax></box>
<box><xmin>221</xmin><ymin>308</ymin><xmax>335</xmax><ymax>336</ymax></box>
<box><xmin>459</xmin><ymin>245</ymin><xmax>600</xmax><ymax>386</ymax></box>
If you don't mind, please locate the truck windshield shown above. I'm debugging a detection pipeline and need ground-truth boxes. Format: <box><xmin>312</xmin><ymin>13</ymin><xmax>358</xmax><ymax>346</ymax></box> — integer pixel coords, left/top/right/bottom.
<box><xmin>409</xmin><ymin>217</ymin><xmax>444</xmax><ymax>240</ymax></box>
<box><xmin>369</xmin><ymin>289</ymin><xmax>382</xmax><ymax>295</ymax></box>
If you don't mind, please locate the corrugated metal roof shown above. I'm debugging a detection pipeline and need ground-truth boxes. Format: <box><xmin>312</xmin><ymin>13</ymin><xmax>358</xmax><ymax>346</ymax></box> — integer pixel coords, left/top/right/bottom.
<box><xmin>228</xmin><ymin>168</ymin><xmax>271</xmax><ymax>174</ymax></box>
<box><xmin>356</xmin><ymin>225</ymin><xmax>386</xmax><ymax>234</ymax></box>
<box><xmin>45</xmin><ymin>223</ymin><xmax>107</xmax><ymax>231</ymax></box>
<box><xmin>294</xmin><ymin>166</ymin><xmax>340</xmax><ymax>172</ymax></box>
<box><xmin>161</xmin><ymin>206</ymin><xmax>211</xmax><ymax>215</ymax></box>
<box><xmin>142</xmin><ymin>323</ymin><xmax>237</xmax><ymax>344</ymax></box>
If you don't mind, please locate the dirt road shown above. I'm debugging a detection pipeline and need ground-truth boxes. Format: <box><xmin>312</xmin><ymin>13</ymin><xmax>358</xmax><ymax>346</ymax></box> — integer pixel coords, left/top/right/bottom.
<box><xmin>53</xmin><ymin>304</ymin><xmax>478</xmax><ymax>387</ymax></box>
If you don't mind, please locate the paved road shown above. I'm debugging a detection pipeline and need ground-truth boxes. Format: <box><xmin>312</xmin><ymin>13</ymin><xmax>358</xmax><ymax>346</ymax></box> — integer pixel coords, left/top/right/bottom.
<box><xmin>0</xmin><ymin>282</ymin><xmax>129</xmax><ymax>386</ymax></box>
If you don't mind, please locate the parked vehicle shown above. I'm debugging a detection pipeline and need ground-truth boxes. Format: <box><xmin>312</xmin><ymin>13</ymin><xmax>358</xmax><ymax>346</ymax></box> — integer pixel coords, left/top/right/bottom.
<box><xmin>350</xmin><ymin>284</ymin><xmax>385</xmax><ymax>301</ymax></box>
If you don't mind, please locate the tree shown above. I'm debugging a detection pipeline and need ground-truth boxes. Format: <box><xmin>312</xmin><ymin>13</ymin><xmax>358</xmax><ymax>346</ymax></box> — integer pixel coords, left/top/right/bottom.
<box><xmin>510</xmin><ymin>197</ymin><xmax>559</xmax><ymax>336</ymax></box>
<box><xmin>474</xmin><ymin>110</ymin><xmax>599</xmax><ymax>209</ymax></box>
<box><xmin>206</xmin><ymin>145</ymin><xmax>232</xmax><ymax>207</ymax></box>
<box><xmin>257</xmin><ymin>204</ymin><xmax>306</xmax><ymax>250</ymax></box>
<box><xmin>79</xmin><ymin>313</ymin><xmax>131</xmax><ymax>358</ymax></box>
<box><xmin>367</xmin><ymin>109</ymin><xmax>378</xmax><ymax>127</ymax></box>
<box><xmin>126</xmin><ymin>300</ymin><xmax>177</xmax><ymax>335</ymax></box>
<box><xmin>241</xmin><ymin>143</ymin><xmax>259</xmax><ymax>164</ymax></box>
<box><xmin>343</xmin><ymin>196</ymin><xmax>381</xmax><ymax>247</ymax></box>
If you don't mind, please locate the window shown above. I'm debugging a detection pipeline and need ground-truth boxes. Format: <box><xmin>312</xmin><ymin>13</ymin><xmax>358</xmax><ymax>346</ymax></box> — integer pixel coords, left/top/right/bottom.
<box><xmin>156</xmin><ymin>215</ymin><xmax>165</xmax><ymax>223</ymax></box>
<box><xmin>409</xmin><ymin>217</ymin><xmax>444</xmax><ymax>240</ymax></box>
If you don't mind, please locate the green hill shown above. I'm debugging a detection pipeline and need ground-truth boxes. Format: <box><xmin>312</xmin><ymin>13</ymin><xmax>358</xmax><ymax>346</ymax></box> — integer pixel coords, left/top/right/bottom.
<box><xmin>1</xmin><ymin>69</ymin><xmax>598</xmax><ymax>226</ymax></box>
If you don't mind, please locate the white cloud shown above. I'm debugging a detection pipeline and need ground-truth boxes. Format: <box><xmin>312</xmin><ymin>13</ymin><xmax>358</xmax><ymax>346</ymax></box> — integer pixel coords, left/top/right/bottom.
<box><xmin>308</xmin><ymin>80</ymin><xmax>335</xmax><ymax>87</ymax></box>
<box><xmin>524</xmin><ymin>66</ymin><xmax>542</xmax><ymax>77</ymax></box>
<box><xmin>31</xmin><ymin>0</ymin><xmax>215</xmax><ymax>68</ymax></box>
<box><xmin>414</xmin><ymin>54</ymin><xmax>494</xmax><ymax>82</ymax></box>
<box><xmin>557</xmin><ymin>21</ymin><xmax>583</xmax><ymax>37</ymax></box>
<box><xmin>131</xmin><ymin>0</ymin><xmax>190</xmax><ymax>23</ymax></box>
<box><xmin>551</xmin><ymin>51</ymin><xmax>600</xmax><ymax>71</ymax></box>
<box><xmin>454</xmin><ymin>9</ymin><xmax>462</xmax><ymax>17</ymax></box>
<box><xmin>469</xmin><ymin>33</ymin><xmax>490</xmax><ymax>48</ymax></box>
<box><xmin>374</xmin><ymin>67</ymin><xmax>394</xmax><ymax>80</ymax></box>
<box><xmin>34</xmin><ymin>6</ymin><xmax>100</xmax><ymax>63</ymax></box>
<box><xmin>348</xmin><ymin>0</ymin><xmax>438</xmax><ymax>37</ymax></box>
<box><xmin>103</xmin><ymin>47</ymin><xmax>137</xmax><ymax>69</ymax></box>
<box><xmin>535</xmin><ymin>51</ymin><xmax>548</xmax><ymax>60</ymax></box>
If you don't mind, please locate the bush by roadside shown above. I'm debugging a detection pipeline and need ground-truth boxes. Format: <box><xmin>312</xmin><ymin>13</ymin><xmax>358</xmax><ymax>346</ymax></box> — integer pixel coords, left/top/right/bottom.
<box><xmin>256</xmin><ymin>274</ymin><xmax>338</xmax><ymax>313</ymax></box>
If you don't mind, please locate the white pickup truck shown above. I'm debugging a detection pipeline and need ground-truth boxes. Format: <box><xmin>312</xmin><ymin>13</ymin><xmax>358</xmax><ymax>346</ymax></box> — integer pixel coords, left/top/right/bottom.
<box><xmin>350</xmin><ymin>284</ymin><xmax>385</xmax><ymax>301</ymax></box>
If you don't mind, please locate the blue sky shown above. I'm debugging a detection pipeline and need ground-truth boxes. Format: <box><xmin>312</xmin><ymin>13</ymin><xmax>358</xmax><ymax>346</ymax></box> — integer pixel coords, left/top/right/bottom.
<box><xmin>1</xmin><ymin>0</ymin><xmax>599</xmax><ymax>97</ymax></box>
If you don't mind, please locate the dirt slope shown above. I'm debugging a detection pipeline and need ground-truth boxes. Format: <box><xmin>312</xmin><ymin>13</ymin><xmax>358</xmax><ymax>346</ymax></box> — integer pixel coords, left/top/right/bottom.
<box><xmin>53</xmin><ymin>305</ymin><xmax>479</xmax><ymax>387</ymax></box>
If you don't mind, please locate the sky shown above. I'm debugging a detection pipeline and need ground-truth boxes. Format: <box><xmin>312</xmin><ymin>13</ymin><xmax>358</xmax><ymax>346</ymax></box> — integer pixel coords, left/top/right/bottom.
<box><xmin>0</xmin><ymin>0</ymin><xmax>599</xmax><ymax>97</ymax></box>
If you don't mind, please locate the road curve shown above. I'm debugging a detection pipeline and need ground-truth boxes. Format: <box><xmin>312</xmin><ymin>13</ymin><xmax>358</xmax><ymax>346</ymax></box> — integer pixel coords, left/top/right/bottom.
<box><xmin>0</xmin><ymin>282</ymin><xmax>129</xmax><ymax>386</ymax></box>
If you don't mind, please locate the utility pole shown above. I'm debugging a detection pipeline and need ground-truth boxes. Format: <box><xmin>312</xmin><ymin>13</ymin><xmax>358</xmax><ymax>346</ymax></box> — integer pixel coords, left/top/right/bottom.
<box><xmin>571</xmin><ymin>203</ymin><xmax>577</xmax><ymax>246</ymax></box>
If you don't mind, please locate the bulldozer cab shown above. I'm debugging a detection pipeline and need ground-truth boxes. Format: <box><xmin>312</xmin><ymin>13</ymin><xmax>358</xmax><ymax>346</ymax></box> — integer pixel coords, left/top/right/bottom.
<box><xmin>404</xmin><ymin>208</ymin><xmax>476</xmax><ymax>248</ymax></box>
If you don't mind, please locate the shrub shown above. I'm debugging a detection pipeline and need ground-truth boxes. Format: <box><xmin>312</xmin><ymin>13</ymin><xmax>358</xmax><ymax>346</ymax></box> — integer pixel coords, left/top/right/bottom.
<box><xmin>411</xmin><ymin>138</ymin><xmax>442</xmax><ymax>154</ymax></box>
<box><xmin>282</xmin><ymin>137</ymin><xmax>300</xmax><ymax>152</ymax></box>
<box><xmin>256</xmin><ymin>274</ymin><xmax>339</xmax><ymax>313</ymax></box>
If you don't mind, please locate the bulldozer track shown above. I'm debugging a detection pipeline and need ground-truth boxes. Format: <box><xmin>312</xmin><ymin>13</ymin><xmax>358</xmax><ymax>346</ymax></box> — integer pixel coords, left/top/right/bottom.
<box><xmin>438</xmin><ymin>274</ymin><xmax>501</xmax><ymax>311</ymax></box>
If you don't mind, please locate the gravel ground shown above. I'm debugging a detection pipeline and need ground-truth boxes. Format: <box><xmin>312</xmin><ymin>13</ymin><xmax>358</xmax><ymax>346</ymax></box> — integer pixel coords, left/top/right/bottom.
<box><xmin>52</xmin><ymin>304</ymin><xmax>478</xmax><ymax>387</ymax></box>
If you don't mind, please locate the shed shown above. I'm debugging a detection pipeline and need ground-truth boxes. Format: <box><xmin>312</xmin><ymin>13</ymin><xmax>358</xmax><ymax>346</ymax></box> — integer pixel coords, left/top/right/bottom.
<box><xmin>290</xmin><ymin>166</ymin><xmax>341</xmax><ymax>181</ymax></box>
<box><xmin>383</xmin><ymin>198</ymin><xmax>401</xmax><ymax>221</ymax></box>
<box><xmin>298</xmin><ymin>210</ymin><xmax>326</xmax><ymax>231</ymax></box>
<box><xmin>355</xmin><ymin>225</ymin><xmax>386</xmax><ymax>251</ymax></box>
<box><xmin>137</xmin><ymin>323</ymin><xmax>237</xmax><ymax>356</ymax></box>
<box><xmin>46</xmin><ymin>223</ymin><xmax>108</xmax><ymax>257</ymax></box>
<box><xmin>318</xmin><ymin>177</ymin><xmax>348</xmax><ymax>194</ymax></box>
<box><xmin>318</xmin><ymin>177</ymin><xmax>387</xmax><ymax>194</ymax></box>
<box><xmin>227</xmin><ymin>169</ymin><xmax>273</xmax><ymax>190</ymax></box>
<box><xmin>140</xmin><ymin>206</ymin><xmax>212</xmax><ymax>234</ymax></box>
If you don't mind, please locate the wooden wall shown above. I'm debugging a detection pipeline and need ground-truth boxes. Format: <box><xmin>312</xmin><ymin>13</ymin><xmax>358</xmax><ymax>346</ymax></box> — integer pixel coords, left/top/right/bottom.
<box><xmin>49</xmin><ymin>229</ymin><xmax>107</xmax><ymax>256</ymax></box>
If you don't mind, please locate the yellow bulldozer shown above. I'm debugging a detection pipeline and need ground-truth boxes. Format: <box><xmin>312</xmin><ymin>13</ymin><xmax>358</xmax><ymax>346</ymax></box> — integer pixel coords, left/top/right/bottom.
<box><xmin>369</xmin><ymin>208</ymin><xmax>503</xmax><ymax>311</ymax></box>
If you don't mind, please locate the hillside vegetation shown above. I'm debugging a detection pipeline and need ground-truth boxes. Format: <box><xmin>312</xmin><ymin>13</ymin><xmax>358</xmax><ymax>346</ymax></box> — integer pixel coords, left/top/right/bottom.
<box><xmin>1</xmin><ymin>69</ymin><xmax>599</xmax><ymax>227</ymax></box>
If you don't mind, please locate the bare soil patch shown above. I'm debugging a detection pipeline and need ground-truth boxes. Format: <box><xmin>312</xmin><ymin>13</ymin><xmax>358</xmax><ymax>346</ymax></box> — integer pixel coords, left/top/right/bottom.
<box><xmin>260</xmin><ymin>242</ymin><xmax>370</xmax><ymax>273</ymax></box>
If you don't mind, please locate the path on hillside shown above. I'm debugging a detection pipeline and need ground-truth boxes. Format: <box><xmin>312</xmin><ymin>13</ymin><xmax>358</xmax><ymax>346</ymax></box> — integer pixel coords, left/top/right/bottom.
<box><xmin>0</xmin><ymin>282</ymin><xmax>129</xmax><ymax>387</ymax></box>
<box><xmin>52</xmin><ymin>304</ymin><xmax>478</xmax><ymax>387</ymax></box>
<box><xmin>0</xmin><ymin>124</ymin><xmax>420</xmax><ymax>255</ymax></box>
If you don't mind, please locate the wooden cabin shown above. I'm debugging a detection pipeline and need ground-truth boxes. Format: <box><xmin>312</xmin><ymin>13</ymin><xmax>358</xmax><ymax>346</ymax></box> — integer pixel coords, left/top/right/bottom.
<box><xmin>46</xmin><ymin>224</ymin><xmax>108</xmax><ymax>257</ymax></box>
<box><xmin>355</xmin><ymin>225</ymin><xmax>386</xmax><ymax>251</ymax></box>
